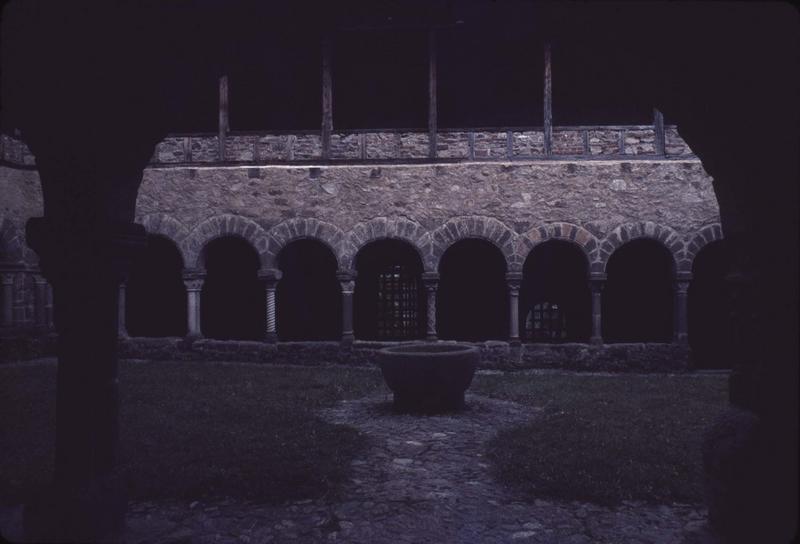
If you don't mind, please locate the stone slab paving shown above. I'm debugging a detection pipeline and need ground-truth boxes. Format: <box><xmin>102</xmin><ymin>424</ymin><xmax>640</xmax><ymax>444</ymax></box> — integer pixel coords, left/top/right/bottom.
<box><xmin>0</xmin><ymin>393</ymin><xmax>718</xmax><ymax>543</ymax></box>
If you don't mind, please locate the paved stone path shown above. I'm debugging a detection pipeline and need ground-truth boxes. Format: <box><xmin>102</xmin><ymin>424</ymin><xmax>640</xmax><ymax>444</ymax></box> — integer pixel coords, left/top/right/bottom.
<box><xmin>1</xmin><ymin>393</ymin><xmax>718</xmax><ymax>543</ymax></box>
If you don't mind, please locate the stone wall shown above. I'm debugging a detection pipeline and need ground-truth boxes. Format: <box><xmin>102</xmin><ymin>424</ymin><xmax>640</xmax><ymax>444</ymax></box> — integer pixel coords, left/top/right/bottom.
<box><xmin>134</xmin><ymin>157</ymin><xmax>718</xmax><ymax>273</ymax></box>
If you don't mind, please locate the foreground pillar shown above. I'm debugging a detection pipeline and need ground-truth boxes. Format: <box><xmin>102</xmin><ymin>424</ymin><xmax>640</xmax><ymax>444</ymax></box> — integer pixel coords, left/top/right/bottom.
<box><xmin>589</xmin><ymin>273</ymin><xmax>605</xmax><ymax>345</ymax></box>
<box><xmin>673</xmin><ymin>272</ymin><xmax>691</xmax><ymax>344</ymax></box>
<box><xmin>24</xmin><ymin>218</ymin><xmax>146</xmax><ymax>542</ymax></box>
<box><xmin>182</xmin><ymin>269</ymin><xmax>205</xmax><ymax>339</ymax></box>
<box><xmin>506</xmin><ymin>272</ymin><xmax>522</xmax><ymax>345</ymax></box>
<box><xmin>117</xmin><ymin>282</ymin><xmax>128</xmax><ymax>337</ymax></box>
<box><xmin>337</xmin><ymin>271</ymin><xmax>355</xmax><ymax>345</ymax></box>
<box><xmin>422</xmin><ymin>272</ymin><xmax>439</xmax><ymax>341</ymax></box>
<box><xmin>259</xmin><ymin>268</ymin><xmax>281</xmax><ymax>343</ymax></box>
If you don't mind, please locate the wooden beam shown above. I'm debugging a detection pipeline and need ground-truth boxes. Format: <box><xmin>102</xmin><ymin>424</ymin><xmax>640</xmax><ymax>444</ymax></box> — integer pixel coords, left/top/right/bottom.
<box><xmin>428</xmin><ymin>28</ymin><xmax>438</xmax><ymax>159</ymax></box>
<box><xmin>218</xmin><ymin>75</ymin><xmax>228</xmax><ymax>161</ymax></box>
<box><xmin>321</xmin><ymin>37</ymin><xmax>333</xmax><ymax>160</ymax></box>
<box><xmin>653</xmin><ymin>108</ymin><xmax>666</xmax><ymax>155</ymax></box>
<box><xmin>543</xmin><ymin>43</ymin><xmax>552</xmax><ymax>156</ymax></box>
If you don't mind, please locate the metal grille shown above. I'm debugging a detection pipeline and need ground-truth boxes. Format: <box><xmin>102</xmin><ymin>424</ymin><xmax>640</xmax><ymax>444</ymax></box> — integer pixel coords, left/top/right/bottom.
<box><xmin>526</xmin><ymin>302</ymin><xmax>567</xmax><ymax>342</ymax></box>
<box><xmin>376</xmin><ymin>264</ymin><xmax>418</xmax><ymax>339</ymax></box>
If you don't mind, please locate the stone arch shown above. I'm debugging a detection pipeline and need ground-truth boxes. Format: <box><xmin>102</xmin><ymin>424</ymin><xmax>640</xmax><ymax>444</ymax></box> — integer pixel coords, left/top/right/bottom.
<box><xmin>682</xmin><ymin>223</ymin><xmax>724</xmax><ymax>273</ymax></box>
<box><xmin>341</xmin><ymin>217</ymin><xmax>432</xmax><ymax>272</ymax></box>
<box><xmin>596</xmin><ymin>221</ymin><xmax>682</xmax><ymax>274</ymax></box>
<box><xmin>136</xmin><ymin>213</ymin><xmax>190</xmax><ymax>266</ymax></box>
<box><xmin>263</xmin><ymin>218</ymin><xmax>346</xmax><ymax>270</ymax></box>
<box><xmin>517</xmin><ymin>222</ymin><xmax>599</xmax><ymax>270</ymax></box>
<box><xmin>430</xmin><ymin>215</ymin><xmax>518</xmax><ymax>272</ymax></box>
<box><xmin>181</xmin><ymin>214</ymin><xmax>269</xmax><ymax>269</ymax></box>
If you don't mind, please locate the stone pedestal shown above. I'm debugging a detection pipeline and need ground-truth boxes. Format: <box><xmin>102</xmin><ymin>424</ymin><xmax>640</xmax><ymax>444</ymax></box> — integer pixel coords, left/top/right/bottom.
<box><xmin>506</xmin><ymin>272</ymin><xmax>522</xmax><ymax>345</ymax></box>
<box><xmin>259</xmin><ymin>268</ymin><xmax>281</xmax><ymax>343</ymax></box>
<box><xmin>337</xmin><ymin>271</ymin><xmax>355</xmax><ymax>345</ymax></box>
<box><xmin>23</xmin><ymin>217</ymin><xmax>146</xmax><ymax>543</ymax></box>
<box><xmin>422</xmin><ymin>272</ymin><xmax>439</xmax><ymax>341</ymax></box>
<box><xmin>589</xmin><ymin>273</ymin><xmax>605</xmax><ymax>345</ymax></box>
<box><xmin>182</xmin><ymin>270</ymin><xmax>205</xmax><ymax>339</ymax></box>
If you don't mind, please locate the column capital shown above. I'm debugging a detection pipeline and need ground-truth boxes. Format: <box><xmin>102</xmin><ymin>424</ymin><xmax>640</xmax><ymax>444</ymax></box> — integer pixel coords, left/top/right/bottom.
<box><xmin>182</xmin><ymin>268</ymin><xmax>206</xmax><ymax>291</ymax></box>
<box><xmin>337</xmin><ymin>270</ymin><xmax>356</xmax><ymax>293</ymax></box>
<box><xmin>505</xmin><ymin>272</ymin><xmax>523</xmax><ymax>290</ymax></box>
<box><xmin>589</xmin><ymin>272</ymin><xmax>607</xmax><ymax>282</ymax></box>
<box><xmin>258</xmin><ymin>268</ymin><xmax>282</xmax><ymax>285</ymax></box>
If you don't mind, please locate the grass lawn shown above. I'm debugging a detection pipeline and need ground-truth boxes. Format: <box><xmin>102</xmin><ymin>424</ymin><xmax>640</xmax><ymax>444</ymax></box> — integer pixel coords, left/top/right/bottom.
<box><xmin>0</xmin><ymin>359</ymin><xmax>384</xmax><ymax>505</ymax></box>
<box><xmin>1</xmin><ymin>360</ymin><xmax>727</xmax><ymax>508</ymax></box>
<box><xmin>472</xmin><ymin>371</ymin><xmax>729</xmax><ymax>506</ymax></box>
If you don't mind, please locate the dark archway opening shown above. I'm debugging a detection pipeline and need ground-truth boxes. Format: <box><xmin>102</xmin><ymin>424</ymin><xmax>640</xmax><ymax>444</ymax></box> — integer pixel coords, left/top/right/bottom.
<box><xmin>689</xmin><ymin>240</ymin><xmax>733</xmax><ymax>369</ymax></box>
<box><xmin>354</xmin><ymin>239</ymin><xmax>425</xmax><ymax>340</ymax></box>
<box><xmin>521</xmin><ymin>240</ymin><xmax>590</xmax><ymax>342</ymax></box>
<box><xmin>276</xmin><ymin>239</ymin><xmax>341</xmax><ymax>341</ymax></box>
<box><xmin>201</xmin><ymin>236</ymin><xmax>264</xmax><ymax>340</ymax></box>
<box><xmin>603</xmin><ymin>239</ymin><xmax>674</xmax><ymax>343</ymax></box>
<box><xmin>438</xmin><ymin>238</ymin><xmax>508</xmax><ymax>341</ymax></box>
<box><xmin>126</xmin><ymin>235</ymin><xmax>187</xmax><ymax>337</ymax></box>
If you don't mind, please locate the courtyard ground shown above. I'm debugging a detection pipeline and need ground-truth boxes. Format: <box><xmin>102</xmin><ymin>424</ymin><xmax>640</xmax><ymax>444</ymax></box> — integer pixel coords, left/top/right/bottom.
<box><xmin>0</xmin><ymin>358</ymin><xmax>726</xmax><ymax>543</ymax></box>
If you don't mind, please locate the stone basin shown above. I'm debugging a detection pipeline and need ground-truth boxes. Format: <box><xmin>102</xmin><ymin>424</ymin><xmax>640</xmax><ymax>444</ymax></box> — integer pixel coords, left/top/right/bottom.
<box><xmin>376</xmin><ymin>343</ymin><xmax>479</xmax><ymax>413</ymax></box>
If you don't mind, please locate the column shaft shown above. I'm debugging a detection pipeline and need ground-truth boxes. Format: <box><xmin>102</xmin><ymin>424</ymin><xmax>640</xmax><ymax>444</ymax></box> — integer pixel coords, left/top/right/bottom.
<box><xmin>423</xmin><ymin>273</ymin><xmax>439</xmax><ymax>341</ymax></box>
<box><xmin>674</xmin><ymin>280</ymin><xmax>690</xmax><ymax>344</ymax></box>
<box><xmin>506</xmin><ymin>273</ymin><xmax>522</xmax><ymax>344</ymax></box>
<box><xmin>183</xmin><ymin>273</ymin><xmax>205</xmax><ymax>338</ymax></box>
<box><xmin>338</xmin><ymin>272</ymin><xmax>355</xmax><ymax>344</ymax></box>
<box><xmin>266</xmin><ymin>287</ymin><xmax>277</xmax><ymax>342</ymax></box>
<box><xmin>590</xmin><ymin>278</ymin><xmax>605</xmax><ymax>345</ymax></box>
<box><xmin>34</xmin><ymin>276</ymin><xmax>48</xmax><ymax>328</ymax></box>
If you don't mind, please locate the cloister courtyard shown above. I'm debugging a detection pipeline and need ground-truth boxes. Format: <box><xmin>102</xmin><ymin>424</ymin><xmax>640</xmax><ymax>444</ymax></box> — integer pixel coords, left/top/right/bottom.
<box><xmin>1</xmin><ymin>357</ymin><xmax>727</xmax><ymax>543</ymax></box>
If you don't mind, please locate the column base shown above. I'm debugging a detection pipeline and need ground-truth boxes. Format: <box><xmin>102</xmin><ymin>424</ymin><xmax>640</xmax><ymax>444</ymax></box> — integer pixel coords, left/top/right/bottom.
<box><xmin>509</xmin><ymin>338</ymin><xmax>521</xmax><ymax>347</ymax></box>
<box><xmin>340</xmin><ymin>333</ymin><xmax>354</xmax><ymax>347</ymax></box>
<box><xmin>425</xmin><ymin>334</ymin><xmax>438</xmax><ymax>341</ymax></box>
<box><xmin>265</xmin><ymin>332</ymin><xmax>278</xmax><ymax>344</ymax></box>
<box><xmin>589</xmin><ymin>336</ymin><xmax>603</xmax><ymax>345</ymax></box>
<box><xmin>23</xmin><ymin>472</ymin><xmax>127</xmax><ymax>544</ymax></box>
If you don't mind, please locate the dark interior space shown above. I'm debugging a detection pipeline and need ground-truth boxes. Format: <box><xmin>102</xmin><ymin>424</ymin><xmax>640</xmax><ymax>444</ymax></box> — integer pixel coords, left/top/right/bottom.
<box><xmin>437</xmin><ymin>238</ymin><xmax>507</xmax><ymax>341</ymax></box>
<box><xmin>200</xmin><ymin>236</ymin><xmax>265</xmax><ymax>341</ymax></box>
<box><xmin>689</xmin><ymin>240</ymin><xmax>733</xmax><ymax>369</ymax></box>
<box><xmin>276</xmin><ymin>239</ymin><xmax>341</xmax><ymax>341</ymax></box>
<box><xmin>520</xmin><ymin>240</ymin><xmax>590</xmax><ymax>343</ymax></box>
<box><xmin>354</xmin><ymin>239</ymin><xmax>425</xmax><ymax>340</ymax></box>
<box><xmin>603</xmin><ymin>239</ymin><xmax>674</xmax><ymax>343</ymax></box>
<box><xmin>126</xmin><ymin>235</ymin><xmax>187</xmax><ymax>338</ymax></box>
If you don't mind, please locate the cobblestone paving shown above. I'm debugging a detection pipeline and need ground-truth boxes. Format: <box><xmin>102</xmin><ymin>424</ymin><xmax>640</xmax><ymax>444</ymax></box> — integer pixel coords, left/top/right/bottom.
<box><xmin>1</xmin><ymin>393</ymin><xmax>718</xmax><ymax>543</ymax></box>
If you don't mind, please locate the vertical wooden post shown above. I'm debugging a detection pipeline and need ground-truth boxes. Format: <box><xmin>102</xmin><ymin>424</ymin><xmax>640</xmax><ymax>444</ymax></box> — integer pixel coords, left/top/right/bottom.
<box><xmin>218</xmin><ymin>75</ymin><xmax>229</xmax><ymax>161</ymax></box>
<box><xmin>654</xmin><ymin>108</ymin><xmax>666</xmax><ymax>156</ymax></box>
<box><xmin>321</xmin><ymin>36</ymin><xmax>333</xmax><ymax>160</ymax></box>
<box><xmin>543</xmin><ymin>43</ymin><xmax>553</xmax><ymax>156</ymax></box>
<box><xmin>428</xmin><ymin>28</ymin><xmax>438</xmax><ymax>159</ymax></box>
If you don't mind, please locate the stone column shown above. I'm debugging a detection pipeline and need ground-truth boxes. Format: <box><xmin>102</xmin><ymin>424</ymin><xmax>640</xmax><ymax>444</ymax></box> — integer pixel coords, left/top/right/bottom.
<box><xmin>674</xmin><ymin>272</ymin><xmax>691</xmax><ymax>344</ymax></box>
<box><xmin>117</xmin><ymin>283</ymin><xmax>128</xmax><ymax>337</ymax></box>
<box><xmin>182</xmin><ymin>270</ymin><xmax>205</xmax><ymax>339</ymax></box>
<box><xmin>24</xmin><ymin>217</ymin><xmax>147</xmax><ymax>542</ymax></box>
<box><xmin>0</xmin><ymin>272</ymin><xmax>14</xmax><ymax>327</ymax></box>
<box><xmin>34</xmin><ymin>273</ymin><xmax>48</xmax><ymax>329</ymax></box>
<box><xmin>258</xmin><ymin>269</ymin><xmax>282</xmax><ymax>343</ymax></box>
<box><xmin>337</xmin><ymin>271</ymin><xmax>355</xmax><ymax>345</ymax></box>
<box><xmin>506</xmin><ymin>272</ymin><xmax>523</xmax><ymax>345</ymax></box>
<box><xmin>422</xmin><ymin>272</ymin><xmax>439</xmax><ymax>341</ymax></box>
<box><xmin>589</xmin><ymin>273</ymin><xmax>606</xmax><ymax>345</ymax></box>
